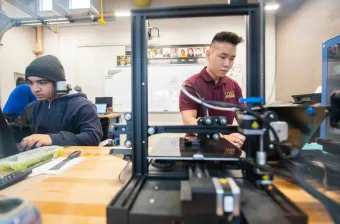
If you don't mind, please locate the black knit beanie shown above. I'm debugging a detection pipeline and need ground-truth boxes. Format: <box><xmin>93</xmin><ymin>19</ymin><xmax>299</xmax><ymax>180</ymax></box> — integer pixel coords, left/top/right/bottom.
<box><xmin>25</xmin><ymin>55</ymin><xmax>66</xmax><ymax>83</ymax></box>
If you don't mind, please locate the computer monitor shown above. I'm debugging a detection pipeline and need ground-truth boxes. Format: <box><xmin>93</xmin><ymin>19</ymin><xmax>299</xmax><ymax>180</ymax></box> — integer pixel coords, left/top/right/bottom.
<box><xmin>0</xmin><ymin>108</ymin><xmax>20</xmax><ymax>159</ymax></box>
<box><xmin>95</xmin><ymin>97</ymin><xmax>113</xmax><ymax>107</ymax></box>
<box><xmin>95</xmin><ymin>104</ymin><xmax>107</xmax><ymax>115</ymax></box>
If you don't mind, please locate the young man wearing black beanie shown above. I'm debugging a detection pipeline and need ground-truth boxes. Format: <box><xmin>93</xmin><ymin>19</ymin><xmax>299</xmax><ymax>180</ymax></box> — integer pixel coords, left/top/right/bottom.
<box><xmin>12</xmin><ymin>55</ymin><xmax>103</xmax><ymax>150</ymax></box>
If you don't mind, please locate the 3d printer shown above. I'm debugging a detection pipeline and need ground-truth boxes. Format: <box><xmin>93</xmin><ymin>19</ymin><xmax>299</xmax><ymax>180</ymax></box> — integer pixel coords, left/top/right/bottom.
<box><xmin>106</xmin><ymin>3</ymin><xmax>340</xmax><ymax>224</ymax></box>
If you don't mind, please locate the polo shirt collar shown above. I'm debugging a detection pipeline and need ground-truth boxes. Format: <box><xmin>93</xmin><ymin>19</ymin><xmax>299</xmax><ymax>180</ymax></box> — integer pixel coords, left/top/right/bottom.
<box><xmin>200</xmin><ymin>66</ymin><xmax>229</xmax><ymax>84</ymax></box>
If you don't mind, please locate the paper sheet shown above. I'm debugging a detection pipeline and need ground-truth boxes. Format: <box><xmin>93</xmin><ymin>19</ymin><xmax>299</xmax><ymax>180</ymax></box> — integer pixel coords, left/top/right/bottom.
<box><xmin>315</xmin><ymin>86</ymin><xmax>322</xmax><ymax>93</ymax></box>
<box><xmin>29</xmin><ymin>157</ymin><xmax>84</xmax><ymax>177</ymax></box>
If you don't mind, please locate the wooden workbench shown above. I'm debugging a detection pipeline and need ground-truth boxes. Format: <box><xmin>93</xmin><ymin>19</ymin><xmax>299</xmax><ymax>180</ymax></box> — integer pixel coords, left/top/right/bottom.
<box><xmin>98</xmin><ymin>113</ymin><xmax>121</xmax><ymax>119</ymax></box>
<box><xmin>1</xmin><ymin>146</ymin><xmax>339</xmax><ymax>224</ymax></box>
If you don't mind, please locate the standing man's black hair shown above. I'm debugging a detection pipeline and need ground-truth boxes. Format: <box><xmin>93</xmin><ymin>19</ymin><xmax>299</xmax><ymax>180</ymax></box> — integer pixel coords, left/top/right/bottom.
<box><xmin>210</xmin><ymin>31</ymin><xmax>244</xmax><ymax>47</ymax></box>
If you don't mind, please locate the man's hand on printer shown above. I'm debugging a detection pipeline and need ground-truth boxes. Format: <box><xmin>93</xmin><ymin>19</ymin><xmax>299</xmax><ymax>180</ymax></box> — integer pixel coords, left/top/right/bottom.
<box><xmin>19</xmin><ymin>134</ymin><xmax>52</xmax><ymax>150</ymax></box>
<box><xmin>224</xmin><ymin>133</ymin><xmax>246</xmax><ymax>149</ymax></box>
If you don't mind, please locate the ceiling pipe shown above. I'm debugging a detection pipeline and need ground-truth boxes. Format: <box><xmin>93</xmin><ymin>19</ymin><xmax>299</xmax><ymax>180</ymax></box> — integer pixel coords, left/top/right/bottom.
<box><xmin>33</xmin><ymin>26</ymin><xmax>43</xmax><ymax>55</ymax></box>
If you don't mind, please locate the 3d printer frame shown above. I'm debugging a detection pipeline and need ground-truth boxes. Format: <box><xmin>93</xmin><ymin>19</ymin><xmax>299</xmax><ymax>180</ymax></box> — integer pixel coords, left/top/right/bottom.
<box><xmin>128</xmin><ymin>3</ymin><xmax>264</xmax><ymax>177</ymax></box>
<box><xmin>106</xmin><ymin>3</ymin><xmax>308</xmax><ymax>224</ymax></box>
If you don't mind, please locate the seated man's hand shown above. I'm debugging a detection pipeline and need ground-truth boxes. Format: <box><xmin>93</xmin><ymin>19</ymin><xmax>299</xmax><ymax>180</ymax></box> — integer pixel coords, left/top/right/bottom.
<box><xmin>224</xmin><ymin>133</ymin><xmax>246</xmax><ymax>149</ymax></box>
<box><xmin>20</xmin><ymin>134</ymin><xmax>52</xmax><ymax>150</ymax></box>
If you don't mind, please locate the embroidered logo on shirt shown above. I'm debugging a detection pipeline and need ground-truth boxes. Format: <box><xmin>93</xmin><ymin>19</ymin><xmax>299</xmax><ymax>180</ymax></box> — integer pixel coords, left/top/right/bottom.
<box><xmin>225</xmin><ymin>91</ymin><xmax>235</xmax><ymax>99</ymax></box>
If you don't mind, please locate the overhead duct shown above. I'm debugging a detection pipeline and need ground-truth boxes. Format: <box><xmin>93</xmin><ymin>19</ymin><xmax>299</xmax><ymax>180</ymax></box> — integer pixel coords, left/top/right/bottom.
<box><xmin>38</xmin><ymin>0</ymin><xmax>69</xmax><ymax>17</ymax></box>
<box><xmin>37</xmin><ymin>0</ymin><xmax>100</xmax><ymax>16</ymax></box>
<box><xmin>1</xmin><ymin>0</ymin><xmax>36</xmax><ymax>18</ymax></box>
<box><xmin>66</xmin><ymin>0</ymin><xmax>100</xmax><ymax>15</ymax></box>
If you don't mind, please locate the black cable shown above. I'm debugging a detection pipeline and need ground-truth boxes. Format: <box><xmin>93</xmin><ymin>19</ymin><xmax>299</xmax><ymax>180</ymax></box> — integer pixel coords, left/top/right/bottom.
<box><xmin>204</xmin><ymin>100</ymin><xmax>296</xmax><ymax>160</ymax></box>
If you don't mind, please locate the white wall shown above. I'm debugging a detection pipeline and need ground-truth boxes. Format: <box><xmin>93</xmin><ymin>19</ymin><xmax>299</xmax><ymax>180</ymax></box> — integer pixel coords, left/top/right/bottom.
<box><xmin>42</xmin><ymin>15</ymin><xmax>276</xmax><ymax>103</ymax></box>
<box><xmin>276</xmin><ymin>0</ymin><xmax>340</xmax><ymax>102</ymax></box>
<box><xmin>0</xmin><ymin>27</ymin><xmax>36</xmax><ymax>108</ymax></box>
<box><xmin>41</xmin><ymin>15</ymin><xmax>276</xmax><ymax>146</ymax></box>
<box><xmin>0</xmin><ymin>9</ymin><xmax>276</xmax><ymax>147</ymax></box>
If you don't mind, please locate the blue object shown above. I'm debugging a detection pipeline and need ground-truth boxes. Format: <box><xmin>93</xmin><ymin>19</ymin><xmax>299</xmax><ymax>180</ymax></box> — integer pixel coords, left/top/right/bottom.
<box><xmin>302</xmin><ymin>143</ymin><xmax>323</xmax><ymax>151</ymax></box>
<box><xmin>306</xmin><ymin>107</ymin><xmax>315</xmax><ymax>116</ymax></box>
<box><xmin>239</xmin><ymin>97</ymin><xmax>264</xmax><ymax>104</ymax></box>
<box><xmin>3</xmin><ymin>84</ymin><xmax>36</xmax><ymax>115</ymax></box>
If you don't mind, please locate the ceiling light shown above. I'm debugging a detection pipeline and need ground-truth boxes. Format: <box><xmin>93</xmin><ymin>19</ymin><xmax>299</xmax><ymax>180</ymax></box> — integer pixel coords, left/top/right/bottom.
<box><xmin>44</xmin><ymin>17</ymin><xmax>69</xmax><ymax>22</ymax></box>
<box><xmin>20</xmin><ymin>20</ymin><xmax>40</xmax><ymax>24</ymax></box>
<box><xmin>46</xmin><ymin>21</ymin><xmax>70</xmax><ymax>25</ymax></box>
<box><xmin>70</xmin><ymin>0</ymin><xmax>91</xmax><ymax>9</ymax></box>
<box><xmin>265</xmin><ymin>3</ymin><xmax>280</xmax><ymax>11</ymax></box>
<box><xmin>115</xmin><ymin>11</ymin><xmax>130</xmax><ymax>17</ymax></box>
<box><xmin>21</xmin><ymin>22</ymin><xmax>43</xmax><ymax>26</ymax></box>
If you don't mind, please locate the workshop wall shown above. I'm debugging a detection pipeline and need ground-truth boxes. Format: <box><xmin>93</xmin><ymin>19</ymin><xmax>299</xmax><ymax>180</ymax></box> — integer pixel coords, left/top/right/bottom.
<box><xmin>0</xmin><ymin>1</ymin><xmax>276</xmax><ymax>147</ymax></box>
<box><xmin>41</xmin><ymin>15</ymin><xmax>275</xmax><ymax>146</ymax></box>
<box><xmin>0</xmin><ymin>27</ymin><xmax>36</xmax><ymax>108</ymax></box>
<box><xmin>41</xmin><ymin>15</ymin><xmax>276</xmax><ymax>104</ymax></box>
<box><xmin>276</xmin><ymin>0</ymin><xmax>340</xmax><ymax>103</ymax></box>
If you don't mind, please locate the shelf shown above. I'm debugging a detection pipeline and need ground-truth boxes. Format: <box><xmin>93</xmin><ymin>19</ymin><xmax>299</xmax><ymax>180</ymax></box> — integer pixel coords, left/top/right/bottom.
<box><xmin>328</xmin><ymin>58</ymin><xmax>340</xmax><ymax>62</ymax></box>
<box><xmin>328</xmin><ymin>74</ymin><xmax>340</xmax><ymax>79</ymax></box>
<box><xmin>328</xmin><ymin>129</ymin><xmax>340</xmax><ymax>135</ymax></box>
<box><xmin>147</xmin><ymin>57</ymin><xmax>206</xmax><ymax>60</ymax></box>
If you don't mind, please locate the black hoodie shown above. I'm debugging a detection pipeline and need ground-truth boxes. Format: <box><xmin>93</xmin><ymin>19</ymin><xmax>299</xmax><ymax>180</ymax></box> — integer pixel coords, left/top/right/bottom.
<box><xmin>13</xmin><ymin>92</ymin><xmax>103</xmax><ymax>146</ymax></box>
<box><xmin>12</xmin><ymin>55</ymin><xmax>103</xmax><ymax>146</ymax></box>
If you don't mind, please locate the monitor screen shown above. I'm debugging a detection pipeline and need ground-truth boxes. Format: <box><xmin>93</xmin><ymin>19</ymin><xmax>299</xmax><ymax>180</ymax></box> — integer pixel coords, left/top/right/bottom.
<box><xmin>95</xmin><ymin>104</ymin><xmax>107</xmax><ymax>114</ymax></box>
<box><xmin>0</xmin><ymin>108</ymin><xmax>20</xmax><ymax>158</ymax></box>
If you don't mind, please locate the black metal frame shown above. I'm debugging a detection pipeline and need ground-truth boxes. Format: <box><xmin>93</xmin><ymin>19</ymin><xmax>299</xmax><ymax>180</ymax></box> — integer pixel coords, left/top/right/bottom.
<box><xmin>131</xmin><ymin>4</ymin><xmax>264</xmax><ymax>176</ymax></box>
<box><xmin>107</xmin><ymin>4</ymin><xmax>310</xmax><ymax>224</ymax></box>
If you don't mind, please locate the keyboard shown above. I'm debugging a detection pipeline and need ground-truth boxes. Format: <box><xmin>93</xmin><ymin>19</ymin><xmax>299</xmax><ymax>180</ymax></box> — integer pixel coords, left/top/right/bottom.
<box><xmin>0</xmin><ymin>169</ymin><xmax>32</xmax><ymax>190</ymax></box>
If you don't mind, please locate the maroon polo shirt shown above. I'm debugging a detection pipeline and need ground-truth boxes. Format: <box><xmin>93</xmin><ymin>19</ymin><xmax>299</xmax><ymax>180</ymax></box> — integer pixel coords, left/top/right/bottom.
<box><xmin>179</xmin><ymin>66</ymin><xmax>243</xmax><ymax>124</ymax></box>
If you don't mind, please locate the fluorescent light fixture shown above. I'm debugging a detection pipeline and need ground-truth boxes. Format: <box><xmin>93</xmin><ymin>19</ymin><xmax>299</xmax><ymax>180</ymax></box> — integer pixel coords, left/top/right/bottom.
<box><xmin>70</xmin><ymin>0</ymin><xmax>91</xmax><ymax>9</ymax></box>
<box><xmin>44</xmin><ymin>17</ymin><xmax>69</xmax><ymax>22</ymax></box>
<box><xmin>46</xmin><ymin>21</ymin><xmax>70</xmax><ymax>25</ymax></box>
<box><xmin>265</xmin><ymin>3</ymin><xmax>280</xmax><ymax>11</ymax></box>
<box><xmin>20</xmin><ymin>20</ymin><xmax>41</xmax><ymax>24</ymax></box>
<box><xmin>115</xmin><ymin>11</ymin><xmax>131</xmax><ymax>17</ymax></box>
<box><xmin>21</xmin><ymin>22</ymin><xmax>43</xmax><ymax>26</ymax></box>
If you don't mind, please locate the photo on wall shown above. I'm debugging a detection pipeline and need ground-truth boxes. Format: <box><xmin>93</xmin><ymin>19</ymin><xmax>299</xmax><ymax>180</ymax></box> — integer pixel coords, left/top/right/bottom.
<box><xmin>117</xmin><ymin>56</ymin><xmax>131</xmax><ymax>66</ymax></box>
<box><xmin>203</xmin><ymin>46</ymin><xmax>210</xmax><ymax>57</ymax></box>
<box><xmin>195</xmin><ymin>47</ymin><xmax>204</xmax><ymax>57</ymax></box>
<box><xmin>187</xmin><ymin>48</ymin><xmax>195</xmax><ymax>58</ymax></box>
<box><xmin>148</xmin><ymin>48</ymin><xmax>156</xmax><ymax>58</ymax></box>
<box><xmin>178</xmin><ymin>48</ymin><xmax>187</xmax><ymax>58</ymax></box>
<box><xmin>171</xmin><ymin>48</ymin><xmax>178</xmax><ymax>57</ymax></box>
<box><xmin>155</xmin><ymin>48</ymin><xmax>163</xmax><ymax>58</ymax></box>
<box><xmin>125</xmin><ymin>55</ymin><xmax>131</xmax><ymax>65</ymax></box>
<box><xmin>162</xmin><ymin>48</ymin><xmax>171</xmax><ymax>58</ymax></box>
<box><xmin>117</xmin><ymin>56</ymin><xmax>126</xmax><ymax>66</ymax></box>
